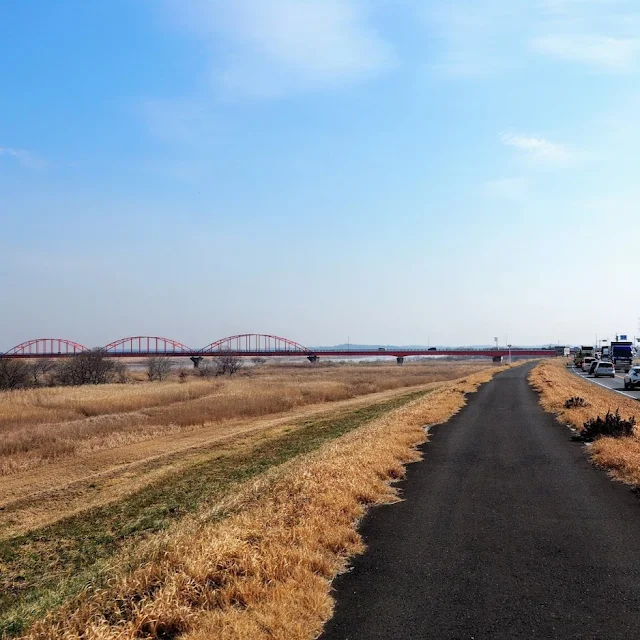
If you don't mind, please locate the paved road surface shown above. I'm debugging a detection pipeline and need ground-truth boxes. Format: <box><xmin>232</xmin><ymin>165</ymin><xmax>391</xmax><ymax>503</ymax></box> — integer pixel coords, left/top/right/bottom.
<box><xmin>571</xmin><ymin>365</ymin><xmax>640</xmax><ymax>401</ymax></box>
<box><xmin>321</xmin><ymin>364</ymin><xmax>640</xmax><ymax>639</ymax></box>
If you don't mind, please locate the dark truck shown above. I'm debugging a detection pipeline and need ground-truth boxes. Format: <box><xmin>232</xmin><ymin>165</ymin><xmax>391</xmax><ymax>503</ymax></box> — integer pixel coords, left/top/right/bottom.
<box><xmin>610</xmin><ymin>341</ymin><xmax>634</xmax><ymax>373</ymax></box>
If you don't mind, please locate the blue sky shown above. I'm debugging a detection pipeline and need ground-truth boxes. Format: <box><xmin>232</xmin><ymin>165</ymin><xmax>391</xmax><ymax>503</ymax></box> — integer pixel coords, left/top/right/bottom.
<box><xmin>2</xmin><ymin>0</ymin><xmax>640</xmax><ymax>349</ymax></box>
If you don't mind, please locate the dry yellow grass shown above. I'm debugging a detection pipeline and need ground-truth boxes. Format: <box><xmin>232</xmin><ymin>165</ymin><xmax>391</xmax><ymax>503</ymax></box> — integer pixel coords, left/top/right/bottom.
<box><xmin>0</xmin><ymin>381</ymin><xmax>217</xmax><ymax>430</ymax></box>
<box><xmin>530</xmin><ymin>359</ymin><xmax>640</xmax><ymax>485</ymax></box>
<box><xmin>0</xmin><ymin>384</ymin><xmax>449</xmax><ymax>538</ymax></box>
<box><xmin>0</xmin><ymin>362</ymin><xmax>489</xmax><ymax>476</ymax></box>
<box><xmin>24</xmin><ymin>366</ymin><xmax>502</xmax><ymax>640</ymax></box>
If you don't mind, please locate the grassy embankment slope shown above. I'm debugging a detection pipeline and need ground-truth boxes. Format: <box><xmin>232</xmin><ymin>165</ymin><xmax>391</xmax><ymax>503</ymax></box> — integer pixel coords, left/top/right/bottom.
<box><xmin>0</xmin><ymin>361</ymin><xmax>505</xmax><ymax>638</ymax></box>
<box><xmin>530</xmin><ymin>359</ymin><xmax>640</xmax><ymax>485</ymax></box>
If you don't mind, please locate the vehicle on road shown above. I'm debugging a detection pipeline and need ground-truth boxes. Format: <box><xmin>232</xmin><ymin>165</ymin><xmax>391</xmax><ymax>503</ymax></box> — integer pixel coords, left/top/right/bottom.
<box><xmin>624</xmin><ymin>367</ymin><xmax>640</xmax><ymax>390</ymax></box>
<box><xmin>575</xmin><ymin>345</ymin><xmax>595</xmax><ymax>368</ymax></box>
<box><xmin>593</xmin><ymin>361</ymin><xmax>615</xmax><ymax>378</ymax></box>
<box><xmin>581</xmin><ymin>357</ymin><xmax>595</xmax><ymax>372</ymax></box>
<box><xmin>610</xmin><ymin>341</ymin><xmax>634</xmax><ymax>373</ymax></box>
<box><xmin>588</xmin><ymin>359</ymin><xmax>600</xmax><ymax>374</ymax></box>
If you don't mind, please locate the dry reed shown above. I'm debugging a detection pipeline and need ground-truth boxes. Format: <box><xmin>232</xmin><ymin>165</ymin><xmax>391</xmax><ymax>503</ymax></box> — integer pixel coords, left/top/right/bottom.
<box><xmin>0</xmin><ymin>362</ymin><xmax>489</xmax><ymax>476</ymax></box>
<box><xmin>24</xmin><ymin>367</ymin><xmax>500</xmax><ymax>640</ymax></box>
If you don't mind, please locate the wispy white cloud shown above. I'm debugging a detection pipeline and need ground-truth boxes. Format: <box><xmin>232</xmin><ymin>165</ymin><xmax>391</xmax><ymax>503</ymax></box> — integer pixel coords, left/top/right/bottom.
<box><xmin>500</xmin><ymin>132</ymin><xmax>578</xmax><ymax>166</ymax></box>
<box><xmin>0</xmin><ymin>147</ymin><xmax>46</xmax><ymax>169</ymax></box>
<box><xmin>423</xmin><ymin>0</ymin><xmax>640</xmax><ymax>75</ymax></box>
<box><xmin>165</xmin><ymin>0</ymin><xmax>395</xmax><ymax>98</ymax></box>
<box><xmin>532</xmin><ymin>34</ymin><xmax>640</xmax><ymax>71</ymax></box>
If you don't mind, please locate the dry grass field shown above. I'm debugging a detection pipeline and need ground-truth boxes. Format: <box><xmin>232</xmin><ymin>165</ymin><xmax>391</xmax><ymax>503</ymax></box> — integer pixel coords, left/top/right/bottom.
<box><xmin>0</xmin><ymin>360</ymin><xmax>503</xmax><ymax>638</ymax></box>
<box><xmin>530</xmin><ymin>359</ymin><xmax>640</xmax><ymax>485</ymax></box>
<box><xmin>13</xmin><ymin>365</ymin><xmax>505</xmax><ymax>640</ymax></box>
<box><xmin>0</xmin><ymin>361</ymin><xmax>489</xmax><ymax>477</ymax></box>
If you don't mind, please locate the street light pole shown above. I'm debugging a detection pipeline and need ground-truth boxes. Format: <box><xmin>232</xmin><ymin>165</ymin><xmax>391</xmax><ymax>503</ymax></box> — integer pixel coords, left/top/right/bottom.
<box><xmin>508</xmin><ymin>344</ymin><xmax>512</xmax><ymax>365</ymax></box>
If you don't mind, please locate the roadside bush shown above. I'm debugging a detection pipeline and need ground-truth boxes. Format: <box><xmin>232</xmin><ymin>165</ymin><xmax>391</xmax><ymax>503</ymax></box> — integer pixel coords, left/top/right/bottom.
<box><xmin>582</xmin><ymin>410</ymin><xmax>636</xmax><ymax>441</ymax></box>
<box><xmin>565</xmin><ymin>396</ymin><xmax>587</xmax><ymax>409</ymax></box>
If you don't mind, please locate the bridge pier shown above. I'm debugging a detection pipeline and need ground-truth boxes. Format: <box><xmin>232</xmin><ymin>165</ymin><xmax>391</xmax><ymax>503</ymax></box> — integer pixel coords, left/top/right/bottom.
<box><xmin>307</xmin><ymin>355</ymin><xmax>319</xmax><ymax>363</ymax></box>
<box><xmin>190</xmin><ymin>356</ymin><xmax>204</xmax><ymax>369</ymax></box>
<box><xmin>397</xmin><ymin>356</ymin><xmax>404</xmax><ymax>365</ymax></box>
<box><xmin>492</xmin><ymin>356</ymin><xmax>503</xmax><ymax>363</ymax></box>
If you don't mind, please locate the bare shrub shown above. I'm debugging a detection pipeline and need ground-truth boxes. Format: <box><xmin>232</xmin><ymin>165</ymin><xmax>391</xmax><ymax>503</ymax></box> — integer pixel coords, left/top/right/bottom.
<box><xmin>0</xmin><ymin>357</ymin><xmax>29</xmax><ymax>390</ymax></box>
<box><xmin>213</xmin><ymin>354</ymin><xmax>243</xmax><ymax>376</ymax></box>
<box><xmin>198</xmin><ymin>360</ymin><xmax>216</xmax><ymax>378</ymax></box>
<box><xmin>582</xmin><ymin>410</ymin><xmax>636</xmax><ymax>441</ymax></box>
<box><xmin>27</xmin><ymin>359</ymin><xmax>56</xmax><ymax>386</ymax></box>
<box><xmin>251</xmin><ymin>357</ymin><xmax>267</xmax><ymax>367</ymax></box>
<box><xmin>54</xmin><ymin>349</ymin><xmax>126</xmax><ymax>386</ymax></box>
<box><xmin>564</xmin><ymin>396</ymin><xmax>587</xmax><ymax>409</ymax></box>
<box><xmin>145</xmin><ymin>357</ymin><xmax>175</xmax><ymax>381</ymax></box>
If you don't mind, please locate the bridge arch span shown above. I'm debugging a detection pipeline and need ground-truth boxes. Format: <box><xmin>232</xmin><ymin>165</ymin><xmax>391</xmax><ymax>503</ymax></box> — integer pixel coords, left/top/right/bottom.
<box><xmin>103</xmin><ymin>336</ymin><xmax>193</xmax><ymax>355</ymax></box>
<box><xmin>200</xmin><ymin>334</ymin><xmax>310</xmax><ymax>354</ymax></box>
<box><xmin>4</xmin><ymin>338</ymin><xmax>89</xmax><ymax>356</ymax></box>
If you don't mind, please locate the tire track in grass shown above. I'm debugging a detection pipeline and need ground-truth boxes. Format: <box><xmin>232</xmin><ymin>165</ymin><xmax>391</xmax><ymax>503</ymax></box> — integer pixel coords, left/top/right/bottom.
<box><xmin>0</xmin><ymin>390</ymin><xmax>427</xmax><ymax>637</ymax></box>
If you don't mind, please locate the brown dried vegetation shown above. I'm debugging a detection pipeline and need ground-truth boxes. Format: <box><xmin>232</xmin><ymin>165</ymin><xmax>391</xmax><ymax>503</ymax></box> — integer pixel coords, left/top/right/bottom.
<box><xmin>0</xmin><ymin>362</ymin><xmax>489</xmax><ymax>476</ymax></box>
<box><xmin>530</xmin><ymin>359</ymin><xmax>640</xmax><ymax>485</ymax></box>
<box><xmin>22</xmin><ymin>367</ymin><xmax>501</xmax><ymax>640</ymax></box>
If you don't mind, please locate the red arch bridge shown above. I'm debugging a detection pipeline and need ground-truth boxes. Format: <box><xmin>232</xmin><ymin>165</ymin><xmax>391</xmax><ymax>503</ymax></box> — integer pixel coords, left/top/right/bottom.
<box><xmin>1</xmin><ymin>335</ymin><xmax>558</xmax><ymax>365</ymax></box>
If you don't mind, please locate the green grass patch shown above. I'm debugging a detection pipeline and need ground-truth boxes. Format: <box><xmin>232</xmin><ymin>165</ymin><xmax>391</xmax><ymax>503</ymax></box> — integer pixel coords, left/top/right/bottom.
<box><xmin>0</xmin><ymin>389</ymin><xmax>427</xmax><ymax>636</ymax></box>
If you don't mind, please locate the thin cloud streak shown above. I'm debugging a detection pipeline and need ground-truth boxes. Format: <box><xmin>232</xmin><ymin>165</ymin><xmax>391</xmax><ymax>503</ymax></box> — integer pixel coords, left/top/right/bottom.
<box><xmin>500</xmin><ymin>133</ymin><xmax>578</xmax><ymax>166</ymax></box>
<box><xmin>424</xmin><ymin>0</ymin><xmax>640</xmax><ymax>76</ymax></box>
<box><xmin>166</xmin><ymin>0</ymin><xmax>395</xmax><ymax>98</ymax></box>
<box><xmin>533</xmin><ymin>33</ymin><xmax>640</xmax><ymax>71</ymax></box>
<box><xmin>0</xmin><ymin>147</ymin><xmax>46</xmax><ymax>169</ymax></box>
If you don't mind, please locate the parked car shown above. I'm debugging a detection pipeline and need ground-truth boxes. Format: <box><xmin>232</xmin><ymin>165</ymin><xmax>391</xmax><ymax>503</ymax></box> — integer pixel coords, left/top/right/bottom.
<box><xmin>624</xmin><ymin>367</ymin><xmax>640</xmax><ymax>390</ymax></box>
<box><xmin>593</xmin><ymin>361</ymin><xmax>615</xmax><ymax>378</ymax></box>
<box><xmin>581</xmin><ymin>357</ymin><xmax>595</xmax><ymax>372</ymax></box>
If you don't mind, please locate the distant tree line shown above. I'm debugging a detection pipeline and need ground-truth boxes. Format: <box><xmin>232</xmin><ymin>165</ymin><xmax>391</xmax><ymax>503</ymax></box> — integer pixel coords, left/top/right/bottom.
<box><xmin>144</xmin><ymin>354</ymin><xmax>244</xmax><ymax>381</ymax></box>
<box><xmin>0</xmin><ymin>350</ymin><xmax>248</xmax><ymax>391</ymax></box>
<box><xmin>0</xmin><ymin>349</ymin><xmax>126</xmax><ymax>390</ymax></box>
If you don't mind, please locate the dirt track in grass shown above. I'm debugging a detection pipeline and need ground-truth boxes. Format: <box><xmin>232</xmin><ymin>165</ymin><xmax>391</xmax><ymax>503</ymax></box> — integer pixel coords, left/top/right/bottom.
<box><xmin>0</xmin><ymin>381</ymin><xmax>448</xmax><ymax>538</ymax></box>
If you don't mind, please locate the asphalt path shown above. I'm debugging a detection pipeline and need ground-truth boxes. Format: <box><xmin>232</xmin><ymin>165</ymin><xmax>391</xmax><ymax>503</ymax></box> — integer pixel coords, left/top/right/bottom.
<box><xmin>321</xmin><ymin>363</ymin><xmax>640</xmax><ymax>640</ymax></box>
<box><xmin>570</xmin><ymin>365</ymin><xmax>640</xmax><ymax>401</ymax></box>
